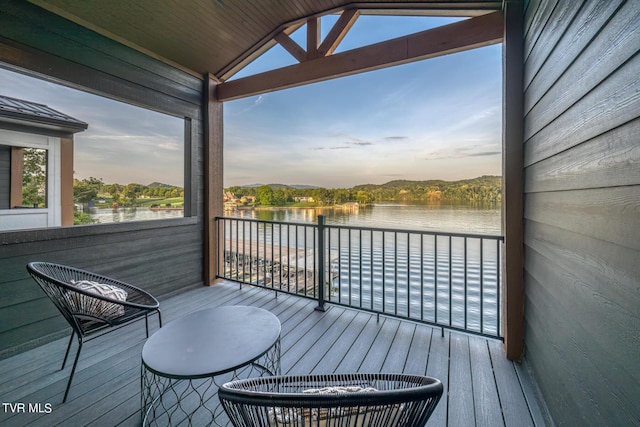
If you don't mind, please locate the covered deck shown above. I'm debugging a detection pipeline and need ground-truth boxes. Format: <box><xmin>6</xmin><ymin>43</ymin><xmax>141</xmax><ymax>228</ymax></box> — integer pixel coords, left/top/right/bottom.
<box><xmin>0</xmin><ymin>282</ymin><xmax>547</xmax><ymax>426</ymax></box>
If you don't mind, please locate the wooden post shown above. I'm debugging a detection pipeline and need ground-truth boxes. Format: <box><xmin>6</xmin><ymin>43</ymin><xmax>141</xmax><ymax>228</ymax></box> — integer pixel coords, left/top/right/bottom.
<box><xmin>60</xmin><ymin>138</ymin><xmax>74</xmax><ymax>226</ymax></box>
<box><xmin>205</xmin><ymin>74</ymin><xmax>224</xmax><ymax>285</ymax></box>
<box><xmin>502</xmin><ymin>0</ymin><xmax>525</xmax><ymax>360</ymax></box>
<box><xmin>10</xmin><ymin>147</ymin><xmax>23</xmax><ymax>208</ymax></box>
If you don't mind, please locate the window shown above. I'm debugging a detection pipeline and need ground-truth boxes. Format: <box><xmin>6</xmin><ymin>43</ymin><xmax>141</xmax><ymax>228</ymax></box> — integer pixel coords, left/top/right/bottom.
<box><xmin>0</xmin><ymin>130</ymin><xmax>58</xmax><ymax>231</ymax></box>
<box><xmin>0</xmin><ymin>66</ymin><xmax>185</xmax><ymax>230</ymax></box>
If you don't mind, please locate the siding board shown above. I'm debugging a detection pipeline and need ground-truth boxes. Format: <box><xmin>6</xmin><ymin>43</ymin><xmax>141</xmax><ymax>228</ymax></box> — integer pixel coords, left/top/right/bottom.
<box><xmin>525</xmin><ymin>0</ymin><xmax>639</xmax><ymax>137</ymax></box>
<box><xmin>525</xmin><ymin>118</ymin><xmax>640</xmax><ymax>193</ymax></box>
<box><xmin>525</xmin><ymin>186</ymin><xmax>640</xmax><ymax>251</ymax></box>
<box><xmin>525</xmin><ymin>222</ymin><xmax>640</xmax><ymax>353</ymax></box>
<box><xmin>524</xmin><ymin>52</ymin><xmax>640</xmax><ymax>166</ymax></box>
<box><xmin>523</xmin><ymin>0</ymin><xmax>558</xmax><ymax>61</ymax></box>
<box><xmin>524</xmin><ymin>1</ymin><xmax>640</xmax><ymax>425</ymax></box>
<box><xmin>523</xmin><ymin>0</ymin><xmax>582</xmax><ymax>90</ymax></box>
<box><xmin>524</xmin><ymin>246</ymin><xmax>639</xmax><ymax>425</ymax></box>
<box><xmin>523</xmin><ymin>272</ymin><xmax>590</xmax><ymax>425</ymax></box>
<box><xmin>0</xmin><ymin>278</ymin><xmax>42</xmax><ymax>308</ymax></box>
<box><xmin>0</xmin><ymin>37</ymin><xmax>200</xmax><ymax>120</ymax></box>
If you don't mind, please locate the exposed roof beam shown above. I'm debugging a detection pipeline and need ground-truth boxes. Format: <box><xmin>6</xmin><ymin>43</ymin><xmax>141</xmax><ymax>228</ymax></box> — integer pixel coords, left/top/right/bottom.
<box><xmin>307</xmin><ymin>17</ymin><xmax>321</xmax><ymax>60</ymax></box>
<box><xmin>217</xmin><ymin>11</ymin><xmax>503</xmax><ymax>101</ymax></box>
<box><xmin>274</xmin><ymin>31</ymin><xmax>307</xmax><ymax>63</ymax></box>
<box><xmin>221</xmin><ymin>22</ymin><xmax>305</xmax><ymax>80</ymax></box>
<box><xmin>217</xmin><ymin>3</ymin><xmax>501</xmax><ymax>80</ymax></box>
<box><xmin>318</xmin><ymin>9</ymin><xmax>359</xmax><ymax>57</ymax></box>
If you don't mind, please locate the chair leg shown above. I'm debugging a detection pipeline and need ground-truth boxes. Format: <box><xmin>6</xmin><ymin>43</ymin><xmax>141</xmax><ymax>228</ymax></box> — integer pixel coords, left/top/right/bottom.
<box><xmin>63</xmin><ymin>339</ymin><xmax>83</xmax><ymax>403</ymax></box>
<box><xmin>145</xmin><ymin>310</ymin><xmax>163</xmax><ymax>338</ymax></box>
<box><xmin>61</xmin><ymin>331</ymin><xmax>75</xmax><ymax>370</ymax></box>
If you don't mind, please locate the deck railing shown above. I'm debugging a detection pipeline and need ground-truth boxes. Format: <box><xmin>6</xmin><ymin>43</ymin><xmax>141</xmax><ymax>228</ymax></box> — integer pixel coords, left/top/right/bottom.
<box><xmin>216</xmin><ymin>215</ymin><xmax>504</xmax><ymax>339</ymax></box>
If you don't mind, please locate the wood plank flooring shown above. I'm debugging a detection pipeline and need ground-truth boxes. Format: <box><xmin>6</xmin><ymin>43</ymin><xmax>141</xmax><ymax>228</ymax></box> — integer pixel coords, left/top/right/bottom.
<box><xmin>0</xmin><ymin>281</ymin><xmax>548</xmax><ymax>426</ymax></box>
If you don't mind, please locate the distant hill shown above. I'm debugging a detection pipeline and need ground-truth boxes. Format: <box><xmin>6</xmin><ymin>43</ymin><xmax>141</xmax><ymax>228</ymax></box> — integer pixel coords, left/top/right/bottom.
<box><xmin>226</xmin><ymin>176</ymin><xmax>501</xmax><ymax>204</ymax></box>
<box><xmin>241</xmin><ymin>183</ymin><xmax>319</xmax><ymax>189</ymax></box>
<box><xmin>352</xmin><ymin>175</ymin><xmax>501</xmax><ymax>191</ymax></box>
<box><xmin>148</xmin><ymin>182</ymin><xmax>176</xmax><ymax>188</ymax></box>
<box><xmin>351</xmin><ymin>176</ymin><xmax>502</xmax><ymax>203</ymax></box>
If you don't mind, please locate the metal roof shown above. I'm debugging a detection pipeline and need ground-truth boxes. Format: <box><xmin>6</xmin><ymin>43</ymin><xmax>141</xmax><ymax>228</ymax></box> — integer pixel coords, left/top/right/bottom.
<box><xmin>0</xmin><ymin>94</ymin><xmax>88</xmax><ymax>134</ymax></box>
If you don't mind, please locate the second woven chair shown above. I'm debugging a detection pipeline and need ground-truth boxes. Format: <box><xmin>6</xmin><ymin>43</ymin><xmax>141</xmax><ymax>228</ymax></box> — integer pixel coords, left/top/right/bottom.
<box><xmin>219</xmin><ymin>373</ymin><xmax>443</xmax><ymax>427</ymax></box>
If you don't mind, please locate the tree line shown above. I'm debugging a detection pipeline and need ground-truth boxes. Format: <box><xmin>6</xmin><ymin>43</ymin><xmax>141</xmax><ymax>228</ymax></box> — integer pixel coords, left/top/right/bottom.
<box><xmin>227</xmin><ymin>176</ymin><xmax>502</xmax><ymax>206</ymax></box>
<box><xmin>73</xmin><ymin>177</ymin><xmax>184</xmax><ymax>206</ymax></box>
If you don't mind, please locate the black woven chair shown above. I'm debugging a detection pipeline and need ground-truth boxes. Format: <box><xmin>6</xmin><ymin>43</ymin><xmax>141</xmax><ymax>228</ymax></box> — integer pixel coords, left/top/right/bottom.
<box><xmin>26</xmin><ymin>261</ymin><xmax>162</xmax><ymax>403</ymax></box>
<box><xmin>219</xmin><ymin>373</ymin><xmax>443</xmax><ymax>427</ymax></box>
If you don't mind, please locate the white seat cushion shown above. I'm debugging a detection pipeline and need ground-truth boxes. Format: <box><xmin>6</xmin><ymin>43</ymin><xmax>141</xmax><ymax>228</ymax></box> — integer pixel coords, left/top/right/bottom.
<box><xmin>68</xmin><ymin>280</ymin><xmax>128</xmax><ymax>318</ymax></box>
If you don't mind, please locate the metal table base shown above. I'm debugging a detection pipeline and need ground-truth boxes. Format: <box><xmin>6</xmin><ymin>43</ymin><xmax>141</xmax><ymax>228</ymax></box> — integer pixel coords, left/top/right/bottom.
<box><xmin>141</xmin><ymin>339</ymin><xmax>280</xmax><ymax>426</ymax></box>
<box><xmin>140</xmin><ymin>306</ymin><xmax>282</xmax><ymax>427</ymax></box>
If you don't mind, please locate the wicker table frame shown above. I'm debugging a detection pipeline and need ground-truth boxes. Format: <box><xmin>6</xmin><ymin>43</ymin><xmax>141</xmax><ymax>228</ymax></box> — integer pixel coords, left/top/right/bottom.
<box><xmin>141</xmin><ymin>306</ymin><xmax>281</xmax><ymax>426</ymax></box>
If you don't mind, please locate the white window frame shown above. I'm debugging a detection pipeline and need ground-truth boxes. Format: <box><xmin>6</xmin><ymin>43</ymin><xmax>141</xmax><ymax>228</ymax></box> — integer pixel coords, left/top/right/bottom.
<box><xmin>0</xmin><ymin>128</ymin><xmax>61</xmax><ymax>231</ymax></box>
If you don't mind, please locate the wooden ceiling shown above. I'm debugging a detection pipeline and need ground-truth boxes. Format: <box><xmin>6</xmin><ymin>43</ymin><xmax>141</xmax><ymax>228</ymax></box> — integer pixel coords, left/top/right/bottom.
<box><xmin>27</xmin><ymin>0</ymin><xmax>503</xmax><ymax>85</ymax></box>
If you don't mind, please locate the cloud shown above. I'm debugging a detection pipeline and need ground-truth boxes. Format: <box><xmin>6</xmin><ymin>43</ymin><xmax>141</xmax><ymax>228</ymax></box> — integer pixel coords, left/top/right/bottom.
<box><xmin>467</xmin><ymin>151</ymin><xmax>501</xmax><ymax>157</ymax></box>
<box><xmin>384</xmin><ymin>136</ymin><xmax>408</xmax><ymax>141</ymax></box>
<box><xmin>424</xmin><ymin>144</ymin><xmax>501</xmax><ymax>160</ymax></box>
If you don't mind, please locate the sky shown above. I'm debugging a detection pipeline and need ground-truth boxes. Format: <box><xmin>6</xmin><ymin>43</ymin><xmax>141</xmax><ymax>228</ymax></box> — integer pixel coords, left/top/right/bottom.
<box><xmin>0</xmin><ymin>69</ymin><xmax>185</xmax><ymax>187</ymax></box>
<box><xmin>225</xmin><ymin>15</ymin><xmax>502</xmax><ymax>188</ymax></box>
<box><xmin>0</xmin><ymin>15</ymin><xmax>502</xmax><ymax>190</ymax></box>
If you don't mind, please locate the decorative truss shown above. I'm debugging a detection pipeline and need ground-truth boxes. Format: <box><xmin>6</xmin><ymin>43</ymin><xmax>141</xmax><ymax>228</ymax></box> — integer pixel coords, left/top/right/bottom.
<box><xmin>215</xmin><ymin>8</ymin><xmax>503</xmax><ymax>100</ymax></box>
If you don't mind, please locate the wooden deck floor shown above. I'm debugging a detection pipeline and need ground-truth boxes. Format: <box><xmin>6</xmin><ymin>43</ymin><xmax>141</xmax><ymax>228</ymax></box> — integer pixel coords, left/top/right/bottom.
<box><xmin>0</xmin><ymin>281</ymin><xmax>548</xmax><ymax>426</ymax></box>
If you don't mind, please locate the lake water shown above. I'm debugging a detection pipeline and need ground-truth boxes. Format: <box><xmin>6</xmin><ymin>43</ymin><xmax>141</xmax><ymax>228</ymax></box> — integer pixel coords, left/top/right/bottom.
<box><xmin>88</xmin><ymin>202</ymin><xmax>501</xmax><ymax>235</ymax></box>
<box><xmin>88</xmin><ymin>204</ymin><xmax>501</xmax><ymax>336</ymax></box>
<box><xmin>224</xmin><ymin>203</ymin><xmax>503</xmax><ymax>337</ymax></box>
<box><xmin>88</xmin><ymin>206</ymin><xmax>184</xmax><ymax>223</ymax></box>
<box><xmin>231</xmin><ymin>202</ymin><xmax>501</xmax><ymax>235</ymax></box>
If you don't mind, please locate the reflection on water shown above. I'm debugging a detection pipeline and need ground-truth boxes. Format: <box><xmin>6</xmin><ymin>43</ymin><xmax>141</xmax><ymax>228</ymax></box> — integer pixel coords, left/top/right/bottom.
<box><xmin>88</xmin><ymin>207</ymin><xmax>183</xmax><ymax>223</ymax></box>
<box><xmin>224</xmin><ymin>203</ymin><xmax>503</xmax><ymax>336</ymax></box>
<box><xmin>233</xmin><ymin>203</ymin><xmax>501</xmax><ymax>235</ymax></box>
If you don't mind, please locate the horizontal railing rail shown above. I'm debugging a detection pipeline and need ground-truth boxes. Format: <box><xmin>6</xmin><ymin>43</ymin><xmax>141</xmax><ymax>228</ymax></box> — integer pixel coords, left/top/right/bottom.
<box><xmin>216</xmin><ymin>215</ymin><xmax>504</xmax><ymax>339</ymax></box>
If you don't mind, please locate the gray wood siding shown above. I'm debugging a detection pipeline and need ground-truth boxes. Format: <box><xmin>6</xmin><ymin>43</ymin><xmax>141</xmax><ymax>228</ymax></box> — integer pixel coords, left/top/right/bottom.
<box><xmin>0</xmin><ymin>2</ymin><xmax>207</xmax><ymax>358</ymax></box>
<box><xmin>0</xmin><ymin>145</ymin><xmax>9</xmax><ymax>209</ymax></box>
<box><xmin>523</xmin><ymin>0</ymin><xmax>640</xmax><ymax>425</ymax></box>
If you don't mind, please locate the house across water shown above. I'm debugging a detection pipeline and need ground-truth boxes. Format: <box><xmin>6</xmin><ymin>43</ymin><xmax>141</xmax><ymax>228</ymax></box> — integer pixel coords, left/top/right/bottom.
<box><xmin>0</xmin><ymin>95</ymin><xmax>87</xmax><ymax>231</ymax></box>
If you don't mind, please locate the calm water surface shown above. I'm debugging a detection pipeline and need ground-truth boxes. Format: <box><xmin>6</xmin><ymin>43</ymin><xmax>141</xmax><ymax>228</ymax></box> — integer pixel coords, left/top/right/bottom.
<box><xmin>225</xmin><ymin>203</ymin><xmax>503</xmax><ymax>336</ymax></box>
<box><xmin>88</xmin><ymin>207</ymin><xmax>183</xmax><ymax>223</ymax></box>
<box><xmin>232</xmin><ymin>203</ymin><xmax>501</xmax><ymax>235</ymax></box>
